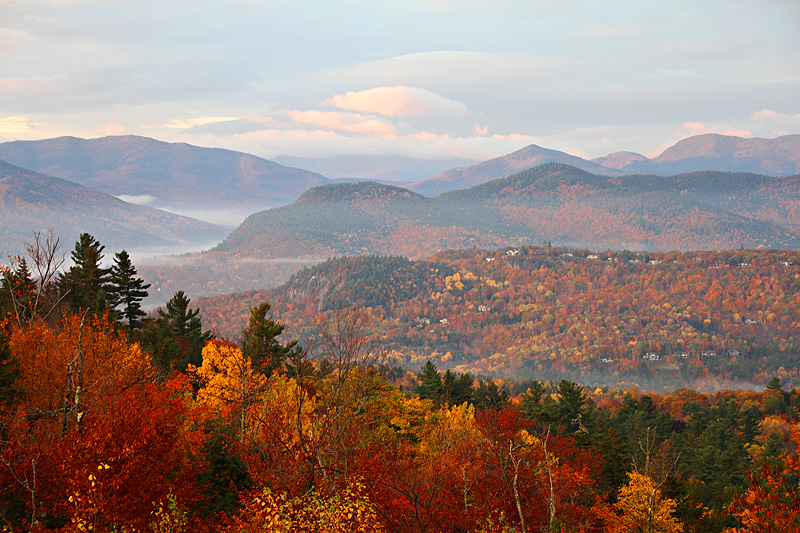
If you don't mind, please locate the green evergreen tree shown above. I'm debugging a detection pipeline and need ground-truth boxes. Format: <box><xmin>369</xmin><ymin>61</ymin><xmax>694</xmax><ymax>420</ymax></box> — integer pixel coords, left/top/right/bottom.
<box><xmin>57</xmin><ymin>233</ymin><xmax>111</xmax><ymax>314</ymax></box>
<box><xmin>473</xmin><ymin>380</ymin><xmax>509</xmax><ymax>411</ymax></box>
<box><xmin>108</xmin><ymin>250</ymin><xmax>150</xmax><ymax>333</ymax></box>
<box><xmin>521</xmin><ymin>380</ymin><xmax>547</xmax><ymax>421</ymax></box>
<box><xmin>141</xmin><ymin>290</ymin><xmax>209</xmax><ymax>375</ymax></box>
<box><xmin>415</xmin><ymin>360</ymin><xmax>442</xmax><ymax>405</ymax></box>
<box><xmin>240</xmin><ymin>301</ymin><xmax>299</xmax><ymax>377</ymax></box>
<box><xmin>441</xmin><ymin>370</ymin><xmax>474</xmax><ymax>406</ymax></box>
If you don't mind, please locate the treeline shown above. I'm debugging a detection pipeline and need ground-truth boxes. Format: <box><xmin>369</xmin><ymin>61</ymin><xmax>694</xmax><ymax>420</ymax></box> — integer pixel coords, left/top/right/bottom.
<box><xmin>1</xmin><ymin>234</ymin><xmax>799</xmax><ymax>532</ymax></box>
<box><xmin>199</xmin><ymin>245</ymin><xmax>800</xmax><ymax>391</ymax></box>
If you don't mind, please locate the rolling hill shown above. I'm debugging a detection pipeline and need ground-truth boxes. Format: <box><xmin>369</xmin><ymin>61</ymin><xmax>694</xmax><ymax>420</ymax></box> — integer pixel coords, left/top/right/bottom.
<box><xmin>196</xmin><ymin>247</ymin><xmax>800</xmax><ymax>392</ymax></box>
<box><xmin>0</xmin><ymin>135</ymin><xmax>332</xmax><ymax>215</ymax></box>
<box><xmin>273</xmin><ymin>154</ymin><xmax>477</xmax><ymax>183</ymax></box>
<box><xmin>138</xmin><ymin>163</ymin><xmax>800</xmax><ymax>301</ymax></box>
<box><xmin>0</xmin><ymin>159</ymin><xmax>228</xmax><ymax>255</ymax></box>
<box><xmin>216</xmin><ymin>163</ymin><xmax>800</xmax><ymax>260</ymax></box>
<box><xmin>623</xmin><ymin>133</ymin><xmax>800</xmax><ymax>176</ymax></box>
<box><xmin>407</xmin><ymin>144</ymin><xmax>619</xmax><ymax>196</ymax></box>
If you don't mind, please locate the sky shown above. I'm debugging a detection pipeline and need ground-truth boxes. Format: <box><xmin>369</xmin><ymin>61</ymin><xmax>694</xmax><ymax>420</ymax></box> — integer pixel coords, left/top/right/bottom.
<box><xmin>1</xmin><ymin>0</ymin><xmax>799</xmax><ymax>163</ymax></box>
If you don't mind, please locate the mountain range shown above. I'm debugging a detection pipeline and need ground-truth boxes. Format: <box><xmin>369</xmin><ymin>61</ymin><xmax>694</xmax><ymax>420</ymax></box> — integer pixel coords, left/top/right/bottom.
<box><xmin>1</xmin><ymin>134</ymin><xmax>798</xmax><ymax>212</ymax></box>
<box><xmin>215</xmin><ymin>163</ymin><xmax>800</xmax><ymax>261</ymax></box>
<box><xmin>0</xmin><ymin>135</ymin><xmax>331</xmax><ymax>216</ymax></box>
<box><xmin>407</xmin><ymin>134</ymin><xmax>800</xmax><ymax>196</ymax></box>
<box><xmin>2</xmin><ymin>132</ymin><xmax>799</xmax><ymax>301</ymax></box>
<box><xmin>0</xmin><ymin>159</ymin><xmax>227</xmax><ymax>255</ymax></box>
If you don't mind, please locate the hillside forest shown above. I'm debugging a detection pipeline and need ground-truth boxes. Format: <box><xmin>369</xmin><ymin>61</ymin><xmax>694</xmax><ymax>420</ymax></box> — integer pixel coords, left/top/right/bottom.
<box><xmin>1</xmin><ymin>232</ymin><xmax>800</xmax><ymax>533</ymax></box>
<box><xmin>199</xmin><ymin>246</ymin><xmax>800</xmax><ymax>393</ymax></box>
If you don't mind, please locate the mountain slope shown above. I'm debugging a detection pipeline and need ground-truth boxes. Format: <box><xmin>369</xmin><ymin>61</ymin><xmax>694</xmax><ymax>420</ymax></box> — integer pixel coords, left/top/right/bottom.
<box><xmin>274</xmin><ymin>154</ymin><xmax>477</xmax><ymax>183</ymax></box>
<box><xmin>0</xmin><ymin>135</ymin><xmax>332</xmax><ymax>211</ymax></box>
<box><xmin>407</xmin><ymin>144</ymin><xmax>621</xmax><ymax>196</ymax></box>
<box><xmin>0</xmin><ymin>159</ymin><xmax>227</xmax><ymax>254</ymax></box>
<box><xmin>197</xmin><ymin>247</ymin><xmax>800</xmax><ymax>391</ymax></box>
<box><xmin>214</xmin><ymin>163</ymin><xmax>800</xmax><ymax>261</ymax></box>
<box><xmin>620</xmin><ymin>134</ymin><xmax>800</xmax><ymax>176</ymax></box>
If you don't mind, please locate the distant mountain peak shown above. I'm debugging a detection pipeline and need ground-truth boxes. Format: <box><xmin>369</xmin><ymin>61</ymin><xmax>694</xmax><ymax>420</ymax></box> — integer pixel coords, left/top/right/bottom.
<box><xmin>593</xmin><ymin>151</ymin><xmax>648</xmax><ymax>170</ymax></box>
<box><xmin>296</xmin><ymin>181</ymin><xmax>425</xmax><ymax>204</ymax></box>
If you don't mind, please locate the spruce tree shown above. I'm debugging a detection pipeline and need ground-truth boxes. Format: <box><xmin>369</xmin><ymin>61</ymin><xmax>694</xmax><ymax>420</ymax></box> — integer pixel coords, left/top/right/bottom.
<box><xmin>240</xmin><ymin>301</ymin><xmax>299</xmax><ymax>376</ymax></box>
<box><xmin>57</xmin><ymin>233</ymin><xmax>111</xmax><ymax>313</ymax></box>
<box><xmin>414</xmin><ymin>360</ymin><xmax>442</xmax><ymax>405</ymax></box>
<box><xmin>142</xmin><ymin>290</ymin><xmax>209</xmax><ymax>375</ymax></box>
<box><xmin>108</xmin><ymin>250</ymin><xmax>150</xmax><ymax>333</ymax></box>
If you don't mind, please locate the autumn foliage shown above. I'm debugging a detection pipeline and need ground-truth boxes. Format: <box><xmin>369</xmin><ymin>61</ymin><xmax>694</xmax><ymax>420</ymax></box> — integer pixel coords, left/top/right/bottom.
<box><xmin>3</xmin><ymin>255</ymin><xmax>800</xmax><ymax>532</ymax></box>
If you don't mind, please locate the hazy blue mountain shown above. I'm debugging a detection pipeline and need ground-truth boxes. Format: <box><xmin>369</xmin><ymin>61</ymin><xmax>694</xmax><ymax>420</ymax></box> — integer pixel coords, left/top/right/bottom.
<box><xmin>592</xmin><ymin>151</ymin><xmax>648</xmax><ymax>169</ymax></box>
<box><xmin>274</xmin><ymin>154</ymin><xmax>478</xmax><ymax>184</ymax></box>
<box><xmin>216</xmin><ymin>163</ymin><xmax>800</xmax><ymax>260</ymax></box>
<box><xmin>619</xmin><ymin>134</ymin><xmax>800</xmax><ymax>176</ymax></box>
<box><xmin>406</xmin><ymin>144</ymin><xmax>621</xmax><ymax>196</ymax></box>
<box><xmin>0</xmin><ymin>135</ymin><xmax>332</xmax><ymax>214</ymax></box>
<box><xmin>0</xmin><ymin>159</ymin><xmax>228</xmax><ymax>255</ymax></box>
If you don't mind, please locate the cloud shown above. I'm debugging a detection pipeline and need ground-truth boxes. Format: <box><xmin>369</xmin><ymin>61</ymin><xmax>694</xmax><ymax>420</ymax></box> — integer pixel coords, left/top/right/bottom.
<box><xmin>681</xmin><ymin>122</ymin><xmax>751</xmax><ymax>138</ymax></box>
<box><xmin>324</xmin><ymin>86</ymin><xmax>468</xmax><ymax>118</ymax></box>
<box><xmin>681</xmin><ymin>122</ymin><xmax>707</xmax><ymax>133</ymax></box>
<box><xmin>164</xmin><ymin>116</ymin><xmax>239</xmax><ymax>129</ymax></box>
<box><xmin>287</xmin><ymin>110</ymin><xmax>397</xmax><ymax>136</ymax></box>
<box><xmin>0</xmin><ymin>115</ymin><xmax>40</xmax><ymax>138</ymax></box>
<box><xmin>98</xmin><ymin>122</ymin><xmax>126</xmax><ymax>136</ymax></box>
<box><xmin>750</xmin><ymin>108</ymin><xmax>800</xmax><ymax>135</ymax></box>
<box><xmin>116</xmin><ymin>194</ymin><xmax>157</xmax><ymax>205</ymax></box>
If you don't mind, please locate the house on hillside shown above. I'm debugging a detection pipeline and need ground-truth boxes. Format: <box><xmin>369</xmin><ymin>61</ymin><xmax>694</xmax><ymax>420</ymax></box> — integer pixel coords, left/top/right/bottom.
<box><xmin>477</xmin><ymin>305</ymin><xmax>490</xmax><ymax>312</ymax></box>
<box><xmin>506</xmin><ymin>249</ymin><xmax>519</xmax><ymax>256</ymax></box>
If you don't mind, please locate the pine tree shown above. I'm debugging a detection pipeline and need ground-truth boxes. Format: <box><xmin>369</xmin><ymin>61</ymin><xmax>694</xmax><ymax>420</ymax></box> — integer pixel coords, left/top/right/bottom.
<box><xmin>414</xmin><ymin>360</ymin><xmax>442</xmax><ymax>405</ymax></box>
<box><xmin>108</xmin><ymin>250</ymin><xmax>150</xmax><ymax>333</ymax></box>
<box><xmin>240</xmin><ymin>301</ymin><xmax>299</xmax><ymax>376</ymax></box>
<box><xmin>142</xmin><ymin>290</ymin><xmax>209</xmax><ymax>375</ymax></box>
<box><xmin>57</xmin><ymin>233</ymin><xmax>111</xmax><ymax>314</ymax></box>
<box><xmin>441</xmin><ymin>369</ymin><xmax>474</xmax><ymax>406</ymax></box>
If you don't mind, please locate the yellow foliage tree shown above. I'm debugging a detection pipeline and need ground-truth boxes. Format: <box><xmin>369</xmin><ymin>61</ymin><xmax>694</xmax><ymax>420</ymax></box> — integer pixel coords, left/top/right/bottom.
<box><xmin>194</xmin><ymin>339</ymin><xmax>267</xmax><ymax>444</ymax></box>
<box><xmin>607</xmin><ymin>472</ymin><xmax>683</xmax><ymax>533</ymax></box>
<box><xmin>222</xmin><ymin>481</ymin><xmax>385</xmax><ymax>533</ymax></box>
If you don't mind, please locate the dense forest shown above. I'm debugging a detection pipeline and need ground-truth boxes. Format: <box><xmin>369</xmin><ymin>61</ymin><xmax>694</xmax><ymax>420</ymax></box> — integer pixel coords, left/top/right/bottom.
<box><xmin>1</xmin><ymin>233</ymin><xmax>799</xmax><ymax>532</ymax></box>
<box><xmin>199</xmin><ymin>245</ymin><xmax>800</xmax><ymax>392</ymax></box>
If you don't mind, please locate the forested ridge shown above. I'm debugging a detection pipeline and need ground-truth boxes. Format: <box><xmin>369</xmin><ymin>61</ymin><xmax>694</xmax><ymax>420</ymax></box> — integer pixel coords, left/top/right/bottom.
<box><xmin>200</xmin><ymin>246</ymin><xmax>800</xmax><ymax>392</ymax></box>
<box><xmin>214</xmin><ymin>164</ymin><xmax>800</xmax><ymax>261</ymax></box>
<box><xmin>2</xmin><ymin>234</ymin><xmax>800</xmax><ymax>532</ymax></box>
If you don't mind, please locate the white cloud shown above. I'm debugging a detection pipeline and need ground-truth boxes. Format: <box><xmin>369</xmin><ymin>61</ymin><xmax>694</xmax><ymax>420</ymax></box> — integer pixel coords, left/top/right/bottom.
<box><xmin>0</xmin><ymin>115</ymin><xmax>40</xmax><ymax>138</ymax></box>
<box><xmin>750</xmin><ymin>108</ymin><xmax>800</xmax><ymax>135</ymax></box>
<box><xmin>680</xmin><ymin>122</ymin><xmax>751</xmax><ymax>138</ymax></box>
<box><xmin>116</xmin><ymin>194</ymin><xmax>157</xmax><ymax>205</ymax></box>
<box><xmin>287</xmin><ymin>110</ymin><xmax>397</xmax><ymax>136</ymax></box>
<box><xmin>98</xmin><ymin>122</ymin><xmax>126</xmax><ymax>136</ymax></box>
<box><xmin>164</xmin><ymin>116</ymin><xmax>239</xmax><ymax>129</ymax></box>
<box><xmin>323</xmin><ymin>86</ymin><xmax>469</xmax><ymax>118</ymax></box>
